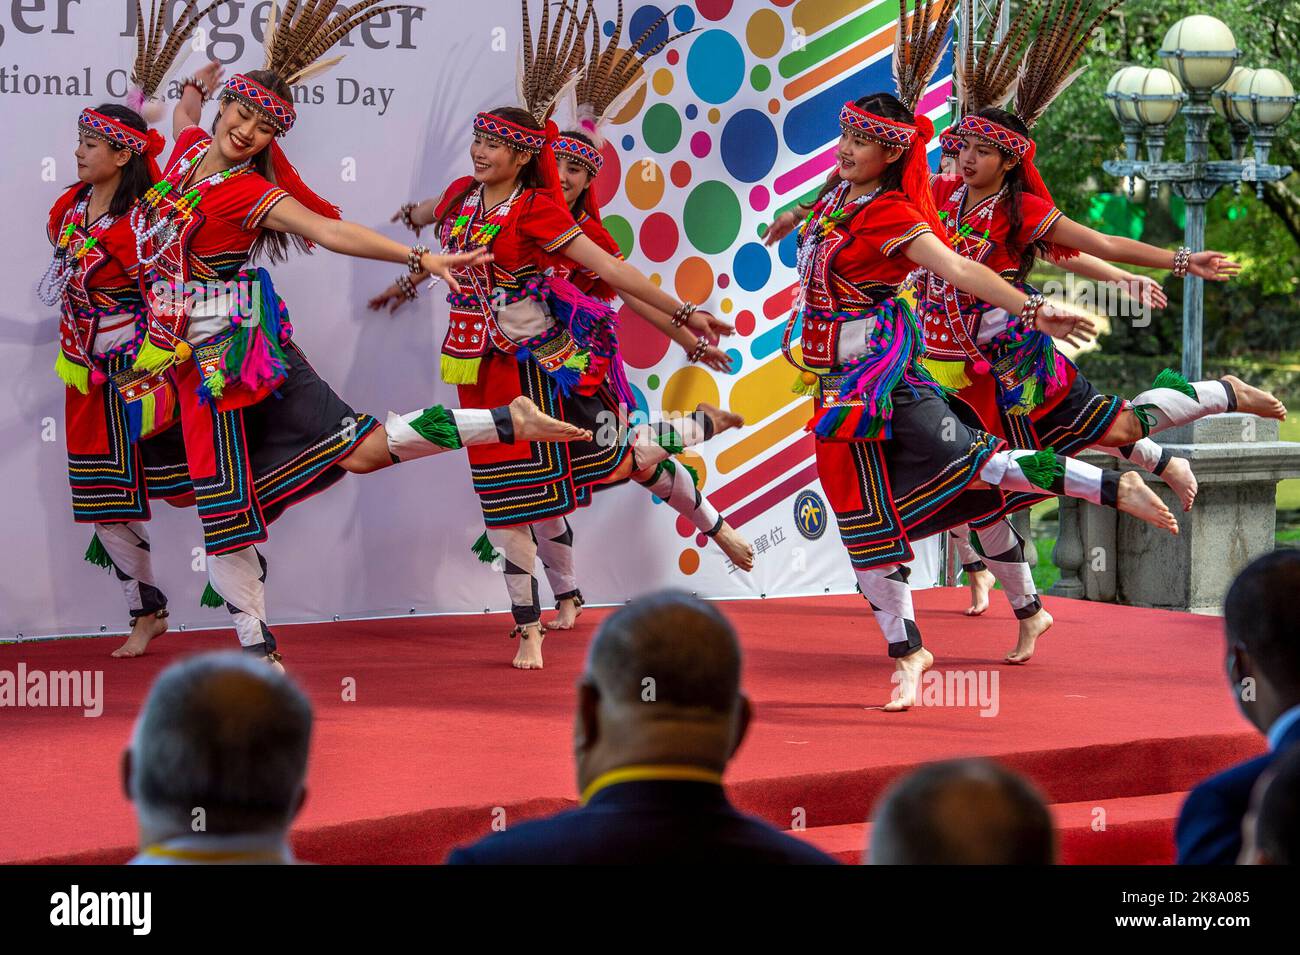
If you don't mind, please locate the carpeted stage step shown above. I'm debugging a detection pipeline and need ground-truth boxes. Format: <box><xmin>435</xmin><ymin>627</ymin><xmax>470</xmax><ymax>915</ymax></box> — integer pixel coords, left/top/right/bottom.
<box><xmin>788</xmin><ymin>791</ymin><xmax>1190</xmax><ymax>865</ymax></box>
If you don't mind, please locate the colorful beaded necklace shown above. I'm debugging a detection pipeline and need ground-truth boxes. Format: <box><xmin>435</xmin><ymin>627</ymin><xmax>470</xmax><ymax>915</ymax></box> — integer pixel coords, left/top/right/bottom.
<box><xmin>794</xmin><ymin>180</ymin><xmax>882</xmax><ymax>287</ymax></box>
<box><xmin>36</xmin><ymin>192</ymin><xmax>118</xmax><ymax>307</ymax></box>
<box><xmin>129</xmin><ymin>148</ymin><xmax>253</xmax><ymax>270</ymax></box>
<box><xmin>937</xmin><ymin>183</ymin><xmax>1005</xmax><ymax>247</ymax></box>
<box><xmin>444</xmin><ymin>183</ymin><xmax>522</xmax><ymax>253</ymax></box>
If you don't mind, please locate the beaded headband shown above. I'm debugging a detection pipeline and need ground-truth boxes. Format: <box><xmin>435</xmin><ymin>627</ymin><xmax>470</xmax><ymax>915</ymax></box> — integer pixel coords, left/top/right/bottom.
<box><xmin>222</xmin><ymin>73</ymin><xmax>297</xmax><ymax>134</ymax></box>
<box><xmin>473</xmin><ymin>112</ymin><xmax>547</xmax><ymax>154</ymax></box>
<box><xmin>955</xmin><ymin>113</ymin><xmax>1031</xmax><ymax>159</ymax></box>
<box><xmin>553</xmin><ymin>135</ymin><xmax>603</xmax><ymax>174</ymax></box>
<box><xmin>839</xmin><ymin>101</ymin><xmax>919</xmax><ymax>147</ymax></box>
<box><xmin>939</xmin><ymin>129</ymin><xmax>962</xmax><ymax>155</ymax></box>
<box><xmin>78</xmin><ymin>108</ymin><xmax>149</xmax><ymax>154</ymax></box>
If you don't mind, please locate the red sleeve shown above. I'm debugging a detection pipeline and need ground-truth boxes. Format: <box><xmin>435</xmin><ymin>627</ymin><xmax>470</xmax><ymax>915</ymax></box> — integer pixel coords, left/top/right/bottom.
<box><xmin>1017</xmin><ymin>192</ymin><xmax>1063</xmax><ymax>245</ymax></box>
<box><xmin>46</xmin><ymin>185</ymin><xmax>85</xmax><ymax>245</ymax></box>
<box><xmin>240</xmin><ymin>179</ymin><xmax>290</xmax><ymax>230</ymax></box>
<box><xmin>433</xmin><ymin>176</ymin><xmax>476</xmax><ymax>224</ymax></box>
<box><xmin>930</xmin><ymin>174</ymin><xmax>962</xmax><ymax>209</ymax></box>
<box><xmin>164</xmin><ymin>125</ymin><xmax>210</xmax><ymax>173</ymax></box>
<box><xmin>519</xmin><ymin>190</ymin><xmax>582</xmax><ymax>254</ymax></box>
<box><xmin>853</xmin><ymin>196</ymin><xmax>934</xmax><ymax>257</ymax></box>
<box><xmin>96</xmin><ymin>217</ymin><xmax>141</xmax><ymax>278</ymax></box>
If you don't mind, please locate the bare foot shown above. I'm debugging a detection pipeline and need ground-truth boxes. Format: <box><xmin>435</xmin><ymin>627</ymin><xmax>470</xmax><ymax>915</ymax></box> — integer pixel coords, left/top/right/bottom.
<box><xmin>1005</xmin><ymin>608</ymin><xmax>1054</xmax><ymax>664</ymax></box>
<box><xmin>511</xmin><ymin>623</ymin><xmax>545</xmax><ymax>669</ymax></box>
<box><xmin>1223</xmin><ymin>375</ymin><xmax>1286</xmax><ymax>421</ymax></box>
<box><xmin>964</xmin><ymin>567</ymin><xmax>995</xmax><ymax>616</ymax></box>
<box><xmin>713</xmin><ymin>521</ymin><xmax>755</xmax><ymax>571</ymax></box>
<box><xmin>883</xmin><ymin>647</ymin><xmax>934</xmax><ymax>712</ymax></box>
<box><xmin>1116</xmin><ymin>471</ymin><xmax>1179</xmax><ymax>535</ymax></box>
<box><xmin>696</xmin><ymin>402</ymin><xmax>744</xmax><ymax>436</ymax></box>
<box><xmin>550</xmin><ymin>597</ymin><xmax>583</xmax><ymax>630</ymax></box>
<box><xmin>110</xmin><ymin>611</ymin><xmax>168</xmax><ymax>658</ymax></box>
<box><xmin>263</xmin><ymin>653</ymin><xmax>286</xmax><ymax>675</ymax></box>
<box><xmin>1160</xmin><ymin>456</ymin><xmax>1198</xmax><ymax>512</ymax></box>
<box><xmin>508</xmin><ymin>396</ymin><xmax>593</xmax><ymax>443</ymax></box>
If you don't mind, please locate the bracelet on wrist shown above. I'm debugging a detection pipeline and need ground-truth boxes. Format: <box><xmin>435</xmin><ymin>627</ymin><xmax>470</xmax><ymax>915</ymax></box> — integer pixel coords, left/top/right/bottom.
<box><xmin>687</xmin><ymin>335</ymin><xmax>709</xmax><ymax>363</ymax></box>
<box><xmin>407</xmin><ymin>244</ymin><xmax>430</xmax><ymax>274</ymax></box>
<box><xmin>1172</xmin><ymin>246</ymin><xmax>1191</xmax><ymax>278</ymax></box>
<box><xmin>1020</xmin><ymin>292</ymin><xmax>1046</xmax><ymax>331</ymax></box>
<box><xmin>671</xmin><ymin>301</ymin><xmax>698</xmax><ymax>328</ymax></box>
<box><xmin>181</xmin><ymin>76</ymin><xmax>211</xmax><ymax>102</ymax></box>
<box><xmin>400</xmin><ymin>203</ymin><xmax>423</xmax><ymax>236</ymax></box>
<box><xmin>395</xmin><ymin>273</ymin><xmax>418</xmax><ymax>301</ymax></box>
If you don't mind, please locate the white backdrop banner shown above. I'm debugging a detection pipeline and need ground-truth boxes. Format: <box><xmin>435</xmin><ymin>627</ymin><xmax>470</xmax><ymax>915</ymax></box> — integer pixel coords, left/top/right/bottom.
<box><xmin>0</xmin><ymin>1</ymin><xmax>950</xmax><ymax>638</ymax></box>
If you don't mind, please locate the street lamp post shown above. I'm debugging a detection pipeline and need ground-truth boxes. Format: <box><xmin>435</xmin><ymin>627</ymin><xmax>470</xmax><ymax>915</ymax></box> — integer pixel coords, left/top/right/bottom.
<box><xmin>1102</xmin><ymin>15</ymin><xmax>1295</xmax><ymax>381</ymax></box>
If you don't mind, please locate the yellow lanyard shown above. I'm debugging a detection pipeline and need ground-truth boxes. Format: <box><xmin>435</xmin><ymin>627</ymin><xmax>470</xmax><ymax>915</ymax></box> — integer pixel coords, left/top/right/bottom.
<box><xmin>579</xmin><ymin>764</ymin><xmax>724</xmax><ymax>806</ymax></box>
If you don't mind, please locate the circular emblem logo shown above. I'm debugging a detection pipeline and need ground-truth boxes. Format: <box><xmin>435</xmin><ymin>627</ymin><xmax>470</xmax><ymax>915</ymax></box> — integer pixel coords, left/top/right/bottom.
<box><xmin>794</xmin><ymin>489</ymin><xmax>827</xmax><ymax>541</ymax></box>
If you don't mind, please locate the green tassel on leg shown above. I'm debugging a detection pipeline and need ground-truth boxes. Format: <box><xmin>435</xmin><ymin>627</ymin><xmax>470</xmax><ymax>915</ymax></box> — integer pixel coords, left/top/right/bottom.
<box><xmin>133</xmin><ymin>340</ymin><xmax>175</xmax><ymax>374</ymax></box>
<box><xmin>680</xmin><ymin>461</ymin><xmax>701</xmax><ymax>488</ymax></box>
<box><xmin>1017</xmin><ymin>447</ymin><xmax>1066</xmax><ymax>491</ymax></box>
<box><xmin>655</xmin><ymin>430</ymin><xmax>685</xmax><ymax>455</ymax></box>
<box><xmin>55</xmin><ymin>352</ymin><xmax>91</xmax><ymax>394</ymax></box>
<box><xmin>470</xmin><ymin>532</ymin><xmax>497</xmax><ymax>564</ymax></box>
<box><xmin>200</xmin><ymin>582</ymin><xmax>226</xmax><ymax>608</ymax></box>
<box><xmin>408</xmin><ymin>405</ymin><xmax>462</xmax><ymax>449</ymax></box>
<box><xmin>84</xmin><ymin>533</ymin><xmax>112</xmax><ymax>569</ymax></box>
<box><xmin>1151</xmin><ymin>367</ymin><xmax>1197</xmax><ymax>399</ymax></box>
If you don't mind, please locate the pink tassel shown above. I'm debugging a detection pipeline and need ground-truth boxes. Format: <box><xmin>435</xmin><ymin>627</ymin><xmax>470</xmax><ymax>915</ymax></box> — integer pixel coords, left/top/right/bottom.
<box><xmin>239</xmin><ymin>330</ymin><xmax>282</xmax><ymax>390</ymax></box>
<box><xmin>90</xmin><ymin>368</ymin><xmax>108</xmax><ymax>386</ymax></box>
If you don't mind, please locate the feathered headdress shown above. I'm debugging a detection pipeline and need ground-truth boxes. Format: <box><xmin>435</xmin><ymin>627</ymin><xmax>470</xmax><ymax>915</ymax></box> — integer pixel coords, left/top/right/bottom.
<box><xmin>472</xmin><ymin>0</ymin><xmax>595</xmax><ymax>207</ymax></box>
<box><xmin>841</xmin><ymin>0</ymin><xmax>958</xmax><ymax>239</ymax></box>
<box><xmin>948</xmin><ymin>0</ymin><xmax>1120</xmax><ymax>259</ymax></box>
<box><xmin>220</xmin><ymin>1</ymin><xmax>420</xmax><ymax>219</ymax></box>
<box><xmin>80</xmin><ymin>1</ymin><xmax>231</xmax><ymax>180</ymax></box>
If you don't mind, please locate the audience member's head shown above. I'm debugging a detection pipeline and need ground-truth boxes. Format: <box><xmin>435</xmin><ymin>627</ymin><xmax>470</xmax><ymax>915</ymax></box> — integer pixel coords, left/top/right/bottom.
<box><xmin>123</xmin><ymin>652</ymin><xmax>312</xmax><ymax>846</ymax></box>
<box><xmin>869</xmin><ymin>758</ymin><xmax>1055</xmax><ymax>864</ymax></box>
<box><xmin>574</xmin><ymin>590</ymin><xmax>750</xmax><ymax>793</ymax></box>
<box><xmin>1223</xmin><ymin>549</ymin><xmax>1300</xmax><ymax>734</ymax></box>
<box><xmin>1239</xmin><ymin>744</ymin><xmax>1300</xmax><ymax>865</ymax></box>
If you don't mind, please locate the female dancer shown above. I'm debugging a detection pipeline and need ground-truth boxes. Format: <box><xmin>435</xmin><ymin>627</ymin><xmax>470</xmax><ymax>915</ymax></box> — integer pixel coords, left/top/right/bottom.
<box><xmin>911</xmin><ymin>3</ymin><xmax>1284</xmax><ymax>661</ymax></box>
<box><xmin>370</xmin><ymin>6</ymin><xmax>754</xmax><ymax>667</ymax></box>
<box><xmin>131</xmin><ymin>5</ymin><xmax>587</xmax><ymax>669</ymax></box>
<box><xmin>759</xmin><ymin>7</ymin><xmax>1180</xmax><ymax>709</ymax></box>
<box><xmin>40</xmin><ymin>5</ymin><xmax>209</xmax><ymax>659</ymax></box>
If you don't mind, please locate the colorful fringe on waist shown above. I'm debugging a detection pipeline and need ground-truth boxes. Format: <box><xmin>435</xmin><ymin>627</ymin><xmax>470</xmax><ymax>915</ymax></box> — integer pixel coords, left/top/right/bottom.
<box><xmin>809</xmin><ymin>295</ymin><xmax>948</xmax><ymax>441</ymax></box>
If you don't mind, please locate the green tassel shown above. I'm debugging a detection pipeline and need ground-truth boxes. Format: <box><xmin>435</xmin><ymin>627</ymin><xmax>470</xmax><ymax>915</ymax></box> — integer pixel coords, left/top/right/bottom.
<box><xmin>562</xmin><ymin>350</ymin><xmax>591</xmax><ymax>372</ymax></box>
<box><xmin>656</xmin><ymin>429</ymin><xmax>685</xmax><ymax>455</ymax></box>
<box><xmin>133</xmin><ymin>340</ymin><xmax>175</xmax><ymax>373</ymax></box>
<box><xmin>440</xmin><ymin>353</ymin><xmax>482</xmax><ymax>385</ymax></box>
<box><xmin>680</xmin><ymin>461</ymin><xmax>701</xmax><ymax>488</ymax></box>
<box><xmin>791</xmin><ymin>372</ymin><xmax>818</xmax><ymax>397</ymax></box>
<box><xmin>969</xmin><ymin>530</ymin><xmax>986</xmax><ymax>559</ymax></box>
<box><xmin>55</xmin><ymin>351</ymin><xmax>91</xmax><ymax>394</ymax></box>
<box><xmin>1017</xmin><ymin>447</ymin><xmax>1066</xmax><ymax>491</ymax></box>
<box><xmin>203</xmin><ymin>369</ymin><xmax>226</xmax><ymax>399</ymax></box>
<box><xmin>83</xmin><ymin>533</ymin><xmax>113</xmax><ymax>569</ymax></box>
<box><xmin>470</xmin><ymin>532</ymin><xmax>497</xmax><ymax>564</ymax></box>
<box><xmin>1151</xmin><ymin>367</ymin><xmax>1197</xmax><ymax>399</ymax></box>
<box><xmin>200</xmin><ymin>582</ymin><xmax>226</xmax><ymax>608</ymax></box>
<box><xmin>408</xmin><ymin>405</ymin><xmax>462</xmax><ymax>449</ymax></box>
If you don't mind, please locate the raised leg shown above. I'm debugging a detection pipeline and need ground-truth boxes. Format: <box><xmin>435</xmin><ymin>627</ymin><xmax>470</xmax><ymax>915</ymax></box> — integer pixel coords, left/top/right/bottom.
<box><xmin>94</xmin><ymin>522</ymin><xmax>169</xmax><ymax>658</ymax></box>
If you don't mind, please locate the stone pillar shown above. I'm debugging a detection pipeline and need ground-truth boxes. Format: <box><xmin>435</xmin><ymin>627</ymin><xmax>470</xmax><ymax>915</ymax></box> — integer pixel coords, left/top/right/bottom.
<box><xmin>1115</xmin><ymin>415</ymin><xmax>1300</xmax><ymax>613</ymax></box>
<box><xmin>1049</xmin><ymin>496</ymin><xmax>1085</xmax><ymax>598</ymax></box>
<box><xmin>1078</xmin><ymin>450</ymin><xmax>1119</xmax><ymax>602</ymax></box>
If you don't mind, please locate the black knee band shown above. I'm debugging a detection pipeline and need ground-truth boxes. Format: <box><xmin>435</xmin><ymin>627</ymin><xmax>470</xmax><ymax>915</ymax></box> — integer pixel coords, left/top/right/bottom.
<box><xmin>962</xmin><ymin>560</ymin><xmax>987</xmax><ymax>573</ymax></box>
<box><xmin>1013</xmin><ymin>597</ymin><xmax>1044</xmax><ymax>620</ymax></box>
<box><xmin>1153</xmin><ymin>447</ymin><xmax>1173</xmax><ymax>476</ymax></box>
<box><xmin>694</xmin><ymin>410</ymin><xmax>715</xmax><ymax>441</ymax></box>
<box><xmin>889</xmin><ymin>623</ymin><xmax>925</xmax><ymax>658</ymax></box>
<box><xmin>1221</xmin><ymin>379</ymin><xmax>1238</xmax><ymax>413</ymax></box>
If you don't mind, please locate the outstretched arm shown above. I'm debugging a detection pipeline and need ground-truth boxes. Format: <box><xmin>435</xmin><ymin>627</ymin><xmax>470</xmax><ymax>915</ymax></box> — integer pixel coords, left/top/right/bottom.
<box><xmin>262</xmin><ymin>196</ymin><xmax>489</xmax><ymax>293</ymax></box>
<box><xmin>1048</xmin><ymin>250</ymin><xmax>1168</xmax><ymax>312</ymax></box>
<box><xmin>172</xmin><ymin>61</ymin><xmax>224</xmax><ymax>141</ymax></box>
<box><xmin>619</xmin><ymin>292</ymin><xmax>733</xmax><ymax>372</ymax></box>
<box><xmin>905</xmin><ymin>232</ymin><xmax>1096</xmax><ymax>347</ymax></box>
<box><xmin>1045</xmin><ymin>216</ymin><xmax>1241</xmax><ymax>281</ymax></box>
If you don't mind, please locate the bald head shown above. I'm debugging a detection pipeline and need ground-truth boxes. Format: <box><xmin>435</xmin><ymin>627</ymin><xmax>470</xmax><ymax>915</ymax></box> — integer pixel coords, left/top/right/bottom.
<box><xmin>869</xmin><ymin>759</ymin><xmax>1054</xmax><ymax>865</ymax></box>
<box><xmin>129</xmin><ymin>652</ymin><xmax>312</xmax><ymax>835</ymax></box>
<box><xmin>586</xmin><ymin>590</ymin><xmax>741</xmax><ymax>714</ymax></box>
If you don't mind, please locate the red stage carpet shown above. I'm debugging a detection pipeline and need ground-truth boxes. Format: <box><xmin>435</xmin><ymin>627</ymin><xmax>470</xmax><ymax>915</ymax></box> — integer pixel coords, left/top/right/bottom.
<box><xmin>1</xmin><ymin>590</ymin><xmax>1261</xmax><ymax>865</ymax></box>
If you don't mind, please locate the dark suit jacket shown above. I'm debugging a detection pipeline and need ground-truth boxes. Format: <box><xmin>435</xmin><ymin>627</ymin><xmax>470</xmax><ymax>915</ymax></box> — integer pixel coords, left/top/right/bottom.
<box><xmin>1176</xmin><ymin>716</ymin><xmax>1300</xmax><ymax>865</ymax></box>
<box><xmin>447</xmin><ymin>780</ymin><xmax>838</xmax><ymax>865</ymax></box>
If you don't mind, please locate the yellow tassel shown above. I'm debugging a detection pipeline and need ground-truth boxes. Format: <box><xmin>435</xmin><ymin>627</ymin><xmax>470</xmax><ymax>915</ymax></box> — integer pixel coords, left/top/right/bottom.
<box><xmin>921</xmin><ymin>357</ymin><xmax>972</xmax><ymax>391</ymax></box>
<box><xmin>55</xmin><ymin>351</ymin><xmax>90</xmax><ymax>395</ymax></box>
<box><xmin>440</xmin><ymin>353</ymin><xmax>482</xmax><ymax>385</ymax></box>
<box><xmin>133</xmin><ymin>340</ymin><xmax>176</xmax><ymax>374</ymax></box>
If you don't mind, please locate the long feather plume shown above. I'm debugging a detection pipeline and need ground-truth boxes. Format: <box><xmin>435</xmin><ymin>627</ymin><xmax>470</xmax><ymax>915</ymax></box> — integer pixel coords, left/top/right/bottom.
<box><xmin>132</xmin><ymin>0</ymin><xmax>234</xmax><ymax>98</ymax></box>
<box><xmin>1015</xmin><ymin>0</ymin><xmax>1124</xmax><ymax>128</ymax></box>
<box><xmin>257</xmin><ymin>0</ymin><xmax>421</xmax><ymax>86</ymax></box>
<box><xmin>892</xmin><ymin>0</ymin><xmax>960</xmax><ymax>112</ymax></box>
